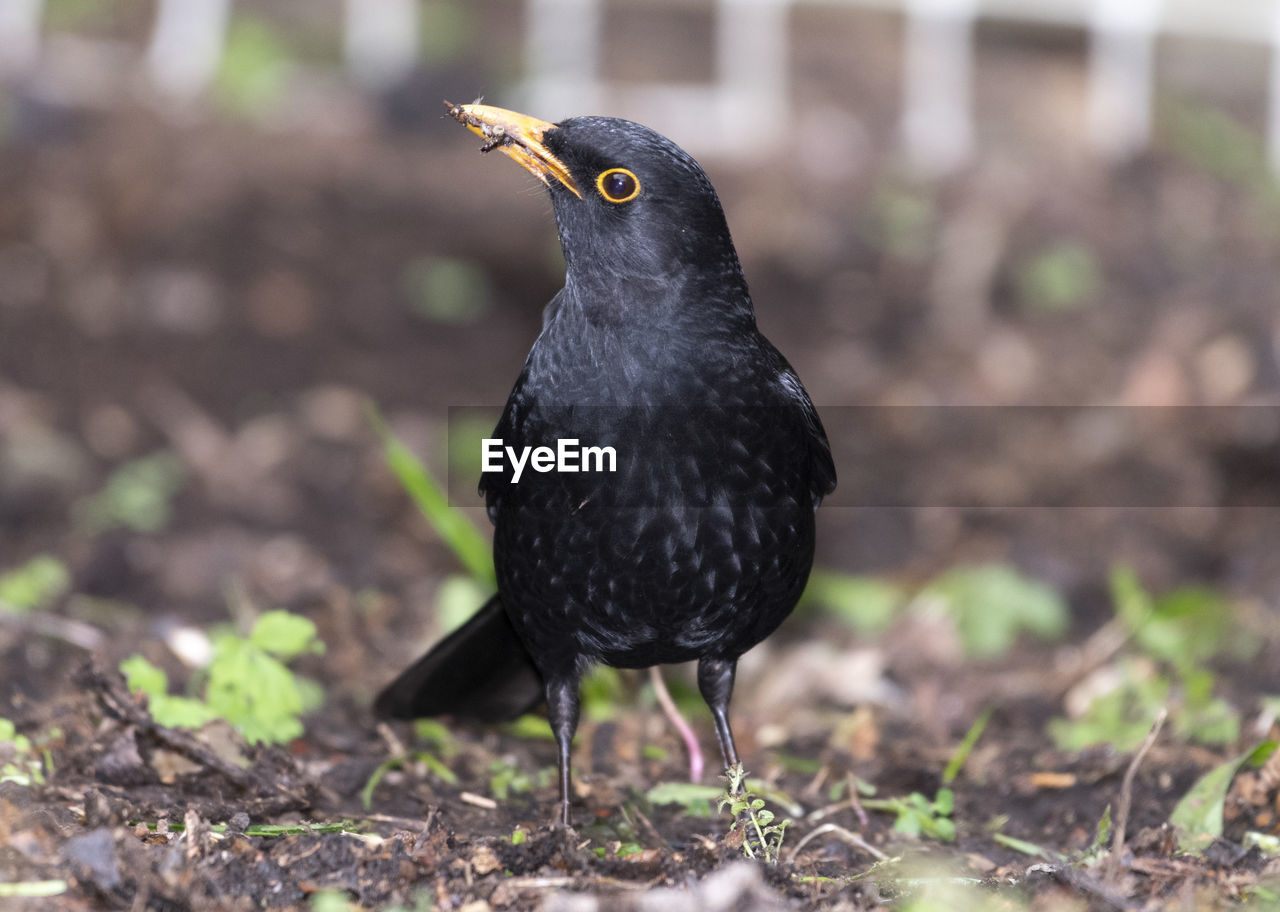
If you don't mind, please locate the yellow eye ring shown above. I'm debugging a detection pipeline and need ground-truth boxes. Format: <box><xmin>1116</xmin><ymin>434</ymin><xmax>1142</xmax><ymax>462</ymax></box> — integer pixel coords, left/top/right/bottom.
<box><xmin>596</xmin><ymin>168</ymin><xmax>641</xmax><ymax>203</ymax></box>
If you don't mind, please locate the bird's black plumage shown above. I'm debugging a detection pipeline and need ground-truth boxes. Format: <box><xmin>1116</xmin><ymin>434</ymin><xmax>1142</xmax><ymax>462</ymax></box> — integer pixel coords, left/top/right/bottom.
<box><xmin>376</xmin><ymin>106</ymin><xmax>835</xmax><ymax>825</ymax></box>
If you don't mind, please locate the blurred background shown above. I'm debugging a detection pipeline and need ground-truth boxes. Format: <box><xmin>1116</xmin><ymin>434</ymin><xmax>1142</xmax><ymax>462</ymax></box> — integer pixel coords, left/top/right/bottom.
<box><xmin>2</xmin><ymin>0</ymin><xmax>1280</xmax><ymax>689</ymax></box>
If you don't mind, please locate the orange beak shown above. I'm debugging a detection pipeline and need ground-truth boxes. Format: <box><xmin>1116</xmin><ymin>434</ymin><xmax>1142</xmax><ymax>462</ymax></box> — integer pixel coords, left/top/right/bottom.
<box><xmin>446</xmin><ymin>101</ymin><xmax>583</xmax><ymax>199</ymax></box>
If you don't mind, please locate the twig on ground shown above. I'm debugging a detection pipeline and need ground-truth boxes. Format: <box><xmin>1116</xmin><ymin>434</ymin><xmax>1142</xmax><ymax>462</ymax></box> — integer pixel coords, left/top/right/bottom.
<box><xmin>0</xmin><ymin>611</ymin><xmax>106</xmax><ymax>651</ymax></box>
<box><xmin>1107</xmin><ymin>707</ymin><xmax>1167</xmax><ymax>883</ymax></box>
<box><xmin>75</xmin><ymin>660</ymin><xmax>262</xmax><ymax>792</ymax></box>
<box><xmin>788</xmin><ymin>822</ymin><xmax>889</xmax><ymax>863</ymax></box>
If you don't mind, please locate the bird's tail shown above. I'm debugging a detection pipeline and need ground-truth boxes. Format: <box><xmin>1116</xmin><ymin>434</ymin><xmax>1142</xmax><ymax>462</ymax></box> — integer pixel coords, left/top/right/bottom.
<box><xmin>373</xmin><ymin>594</ymin><xmax>545</xmax><ymax>722</ymax></box>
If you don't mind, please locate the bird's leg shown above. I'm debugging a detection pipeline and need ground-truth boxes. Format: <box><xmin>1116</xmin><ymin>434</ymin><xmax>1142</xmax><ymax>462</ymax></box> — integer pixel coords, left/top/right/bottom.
<box><xmin>544</xmin><ymin>674</ymin><xmax>581</xmax><ymax>827</ymax></box>
<box><xmin>648</xmin><ymin>666</ymin><xmax>705</xmax><ymax>782</ymax></box>
<box><xmin>697</xmin><ymin>657</ymin><xmax>740</xmax><ymax>781</ymax></box>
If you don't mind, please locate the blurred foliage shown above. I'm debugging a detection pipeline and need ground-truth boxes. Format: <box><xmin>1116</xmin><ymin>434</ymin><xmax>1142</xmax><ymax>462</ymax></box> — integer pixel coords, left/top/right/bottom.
<box><xmin>812</xmin><ymin>563</ymin><xmax>1066</xmax><ymax>660</ymax></box>
<box><xmin>1048</xmin><ymin>659</ymin><xmax>1168</xmax><ymax>752</ymax></box>
<box><xmin>920</xmin><ymin>564</ymin><xmax>1068</xmax><ymax>660</ymax></box>
<box><xmin>74</xmin><ymin>452</ymin><xmax>185</xmax><ymax>535</ymax></box>
<box><xmin>894</xmin><ymin>872</ymin><xmax>1025</xmax><ymax>912</ymax></box>
<box><xmin>1014</xmin><ymin>241</ymin><xmax>1101</xmax><ymax>313</ymax></box>
<box><xmin>0</xmin><ymin>718</ymin><xmax>47</xmax><ymax>787</ymax></box>
<box><xmin>1051</xmin><ymin>568</ymin><xmax>1245</xmax><ymax>751</ymax></box>
<box><xmin>403</xmin><ymin>256</ymin><xmax>494</xmax><ymax>325</ymax></box>
<box><xmin>368</xmin><ymin>406</ymin><xmax>495</xmax><ymax>587</ymax></box>
<box><xmin>434</xmin><ymin>574</ymin><xmax>493</xmax><ymax>635</ymax></box>
<box><xmin>43</xmin><ymin>0</ymin><xmax>114</xmax><ymax>30</ymax></box>
<box><xmin>419</xmin><ymin>0</ymin><xmax>477</xmax><ymax>65</ymax></box>
<box><xmin>801</xmin><ymin>569</ymin><xmax>903</xmax><ymax>633</ymax></box>
<box><xmin>580</xmin><ymin>666</ymin><xmax>625</xmax><ymax>722</ymax></box>
<box><xmin>1165</xmin><ymin>100</ymin><xmax>1272</xmax><ymax>192</ymax></box>
<box><xmin>1163</xmin><ymin>99</ymin><xmax>1280</xmax><ymax>240</ymax></box>
<box><xmin>217</xmin><ymin>15</ymin><xmax>294</xmax><ymax>117</ymax></box>
<box><xmin>0</xmin><ymin>555</ymin><xmax>71</xmax><ymax>614</ymax></box>
<box><xmin>646</xmin><ymin>781</ymin><xmax>721</xmax><ymax>817</ymax></box>
<box><xmin>488</xmin><ymin>757</ymin><xmax>553</xmax><ymax>801</ymax></box>
<box><xmin>0</xmin><ymin>95</ymin><xmax>12</xmax><ymax>146</ymax></box>
<box><xmin>1111</xmin><ymin>565</ymin><xmax>1250</xmax><ymax>674</ymax></box>
<box><xmin>122</xmin><ymin>609</ymin><xmax>325</xmax><ymax>745</ymax></box>
<box><xmin>447</xmin><ymin>408</ymin><xmax>502</xmax><ymax>493</ymax></box>
<box><xmin>867</xmin><ymin>182</ymin><xmax>937</xmax><ymax>263</ymax></box>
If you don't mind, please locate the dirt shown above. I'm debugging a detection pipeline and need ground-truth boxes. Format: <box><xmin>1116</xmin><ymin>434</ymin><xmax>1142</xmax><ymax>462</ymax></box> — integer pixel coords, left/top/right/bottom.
<box><xmin>2</xmin><ymin>75</ymin><xmax>1280</xmax><ymax>910</ymax></box>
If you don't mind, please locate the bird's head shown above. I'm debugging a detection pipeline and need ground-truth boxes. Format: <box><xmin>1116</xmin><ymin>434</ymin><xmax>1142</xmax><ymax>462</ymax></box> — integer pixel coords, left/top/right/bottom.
<box><xmin>448</xmin><ymin>102</ymin><xmax>748</xmax><ymax>309</ymax></box>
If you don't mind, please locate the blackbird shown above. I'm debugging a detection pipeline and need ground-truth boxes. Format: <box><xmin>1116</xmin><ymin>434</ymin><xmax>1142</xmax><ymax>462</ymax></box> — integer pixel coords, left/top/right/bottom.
<box><xmin>375</xmin><ymin>103</ymin><xmax>836</xmax><ymax>825</ymax></box>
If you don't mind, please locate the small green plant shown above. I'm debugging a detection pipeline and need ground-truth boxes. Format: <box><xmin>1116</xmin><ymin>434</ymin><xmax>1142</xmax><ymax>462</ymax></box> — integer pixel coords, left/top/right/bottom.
<box><xmin>864</xmin><ymin>788</ymin><xmax>956</xmax><ymax>842</ymax></box>
<box><xmin>488</xmin><ymin>757</ymin><xmax>554</xmax><ymax>801</ymax></box>
<box><xmin>0</xmin><ymin>718</ymin><xmax>47</xmax><ymax>786</ymax></box>
<box><xmin>362</xmin><ymin>720</ymin><xmax>463</xmax><ymax>809</ymax></box>
<box><xmin>0</xmin><ymin>555</ymin><xmax>70</xmax><ymax>614</ymax></box>
<box><xmin>74</xmin><ymin>451</ymin><xmax>185</xmax><ymax>534</ymax></box>
<box><xmin>860</xmin><ymin>710</ymin><xmax>987</xmax><ymax>845</ymax></box>
<box><xmin>717</xmin><ymin>764</ymin><xmax>791</xmax><ymax>863</ymax></box>
<box><xmin>122</xmin><ymin>610</ymin><xmax>324</xmax><ymax>745</ymax></box>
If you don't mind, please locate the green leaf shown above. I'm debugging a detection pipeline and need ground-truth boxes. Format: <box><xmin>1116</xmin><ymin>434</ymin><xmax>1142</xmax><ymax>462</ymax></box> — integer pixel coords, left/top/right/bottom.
<box><xmin>120</xmin><ymin>655</ymin><xmax>169</xmax><ymax>698</ymax></box>
<box><xmin>922</xmin><ymin>564</ymin><xmax>1067</xmax><ymax>659</ymax></box>
<box><xmin>0</xmin><ymin>555</ymin><xmax>71</xmax><ymax>613</ymax></box>
<box><xmin>249</xmin><ymin>611</ymin><xmax>323</xmax><ymax>660</ymax></box>
<box><xmin>992</xmin><ymin>832</ymin><xmax>1056</xmax><ymax>858</ymax></box>
<box><xmin>419</xmin><ymin>751</ymin><xmax>459</xmax><ymax>786</ymax></box>
<box><xmin>147</xmin><ymin>694</ymin><xmax>219</xmax><ymax>730</ymax></box>
<box><xmin>646</xmin><ymin>782</ymin><xmax>722</xmax><ymax>806</ymax></box>
<box><xmin>943</xmin><ymin>707</ymin><xmax>991</xmax><ymax>784</ymax></box>
<box><xmin>412</xmin><ymin>718</ymin><xmax>461</xmax><ymax>757</ymax></box>
<box><xmin>1171</xmin><ymin>741</ymin><xmax>1277</xmax><ymax>852</ymax></box>
<box><xmin>1112</xmin><ymin>566</ymin><xmax>1232</xmax><ymax>673</ymax></box>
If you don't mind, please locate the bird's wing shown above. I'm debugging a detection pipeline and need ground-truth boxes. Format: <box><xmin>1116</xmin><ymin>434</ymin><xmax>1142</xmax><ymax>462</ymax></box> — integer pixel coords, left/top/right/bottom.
<box><xmin>772</xmin><ymin>353</ymin><xmax>837</xmax><ymax>505</ymax></box>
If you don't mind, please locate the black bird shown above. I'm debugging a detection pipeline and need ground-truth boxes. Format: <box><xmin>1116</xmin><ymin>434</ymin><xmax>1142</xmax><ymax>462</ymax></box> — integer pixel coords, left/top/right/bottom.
<box><xmin>376</xmin><ymin>103</ymin><xmax>835</xmax><ymax>826</ymax></box>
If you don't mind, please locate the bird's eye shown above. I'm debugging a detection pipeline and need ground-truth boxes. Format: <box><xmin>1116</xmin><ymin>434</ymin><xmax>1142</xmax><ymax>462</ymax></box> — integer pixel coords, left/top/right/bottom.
<box><xmin>596</xmin><ymin>168</ymin><xmax>640</xmax><ymax>203</ymax></box>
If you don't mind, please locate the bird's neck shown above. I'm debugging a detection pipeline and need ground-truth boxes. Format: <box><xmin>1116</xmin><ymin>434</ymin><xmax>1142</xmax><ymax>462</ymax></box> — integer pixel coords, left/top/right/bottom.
<box><xmin>526</xmin><ymin>273</ymin><xmax>760</xmax><ymax>405</ymax></box>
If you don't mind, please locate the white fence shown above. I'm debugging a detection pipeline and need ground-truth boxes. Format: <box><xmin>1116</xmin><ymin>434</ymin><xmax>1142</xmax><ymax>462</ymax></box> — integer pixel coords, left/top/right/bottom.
<box><xmin>3</xmin><ymin>0</ymin><xmax>1280</xmax><ymax>172</ymax></box>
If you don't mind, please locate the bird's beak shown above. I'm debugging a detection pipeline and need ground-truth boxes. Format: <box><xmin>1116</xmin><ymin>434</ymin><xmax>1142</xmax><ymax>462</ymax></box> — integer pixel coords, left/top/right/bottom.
<box><xmin>446</xmin><ymin>102</ymin><xmax>583</xmax><ymax>199</ymax></box>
